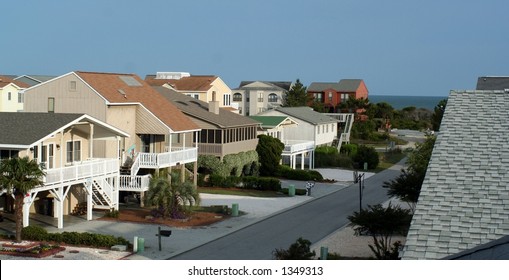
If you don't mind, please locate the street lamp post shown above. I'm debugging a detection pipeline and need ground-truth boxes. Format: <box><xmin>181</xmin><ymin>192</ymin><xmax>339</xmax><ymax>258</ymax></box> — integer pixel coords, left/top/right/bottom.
<box><xmin>353</xmin><ymin>171</ymin><xmax>365</xmax><ymax>212</ymax></box>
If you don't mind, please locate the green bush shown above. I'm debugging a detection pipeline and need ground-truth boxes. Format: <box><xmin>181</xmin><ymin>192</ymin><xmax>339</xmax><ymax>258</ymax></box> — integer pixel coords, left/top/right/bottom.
<box><xmin>21</xmin><ymin>225</ymin><xmax>129</xmax><ymax>248</ymax></box>
<box><xmin>104</xmin><ymin>209</ymin><xmax>119</xmax><ymax>218</ymax></box>
<box><xmin>21</xmin><ymin>225</ymin><xmax>48</xmax><ymax>241</ymax></box>
<box><xmin>277</xmin><ymin>167</ymin><xmax>324</xmax><ymax>181</ymax></box>
<box><xmin>341</xmin><ymin>143</ymin><xmax>358</xmax><ymax>156</ymax></box>
<box><xmin>353</xmin><ymin>145</ymin><xmax>380</xmax><ymax>170</ymax></box>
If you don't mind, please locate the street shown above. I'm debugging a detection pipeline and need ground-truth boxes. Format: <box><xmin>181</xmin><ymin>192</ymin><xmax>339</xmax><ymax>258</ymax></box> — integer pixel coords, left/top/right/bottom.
<box><xmin>171</xmin><ymin>160</ymin><xmax>406</xmax><ymax>260</ymax></box>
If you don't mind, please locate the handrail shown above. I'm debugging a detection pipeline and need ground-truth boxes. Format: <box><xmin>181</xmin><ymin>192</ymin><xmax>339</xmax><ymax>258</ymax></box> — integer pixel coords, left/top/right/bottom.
<box><xmin>43</xmin><ymin>159</ymin><xmax>118</xmax><ymax>187</ymax></box>
<box><xmin>119</xmin><ymin>174</ymin><xmax>151</xmax><ymax>192</ymax></box>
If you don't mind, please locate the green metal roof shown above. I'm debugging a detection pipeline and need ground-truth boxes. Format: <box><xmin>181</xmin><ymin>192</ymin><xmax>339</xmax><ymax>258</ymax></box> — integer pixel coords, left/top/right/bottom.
<box><xmin>249</xmin><ymin>116</ymin><xmax>288</xmax><ymax>128</ymax></box>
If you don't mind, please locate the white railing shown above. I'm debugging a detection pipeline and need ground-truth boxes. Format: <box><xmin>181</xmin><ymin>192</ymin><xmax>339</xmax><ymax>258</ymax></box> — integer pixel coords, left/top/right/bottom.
<box><xmin>43</xmin><ymin>159</ymin><xmax>119</xmax><ymax>188</ymax></box>
<box><xmin>92</xmin><ymin>178</ymin><xmax>113</xmax><ymax>206</ymax></box>
<box><xmin>130</xmin><ymin>155</ymin><xmax>140</xmax><ymax>176</ymax></box>
<box><xmin>119</xmin><ymin>174</ymin><xmax>151</xmax><ymax>192</ymax></box>
<box><xmin>137</xmin><ymin>147</ymin><xmax>197</xmax><ymax>169</ymax></box>
<box><xmin>283</xmin><ymin>140</ymin><xmax>315</xmax><ymax>153</ymax></box>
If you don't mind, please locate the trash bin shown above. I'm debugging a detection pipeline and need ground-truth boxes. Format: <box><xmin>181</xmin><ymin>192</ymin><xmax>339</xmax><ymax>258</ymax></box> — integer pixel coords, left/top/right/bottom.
<box><xmin>320</xmin><ymin>246</ymin><xmax>328</xmax><ymax>260</ymax></box>
<box><xmin>288</xmin><ymin>185</ymin><xmax>295</xmax><ymax>197</ymax></box>
<box><xmin>137</xmin><ymin>237</ymin><xmax>145</xmax><ymax>253</ymax></box>
<box><xmin>231</xmin><ymin>203</ymin><xmax>239</xmax><ymax>217</ymax></box>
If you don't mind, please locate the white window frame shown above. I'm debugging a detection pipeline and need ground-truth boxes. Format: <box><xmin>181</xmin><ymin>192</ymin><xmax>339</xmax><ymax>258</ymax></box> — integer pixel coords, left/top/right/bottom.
<box><xmin>66</xmin><ymin>140</ymin><xmax>82</xmax><ymax>163</ymax></box>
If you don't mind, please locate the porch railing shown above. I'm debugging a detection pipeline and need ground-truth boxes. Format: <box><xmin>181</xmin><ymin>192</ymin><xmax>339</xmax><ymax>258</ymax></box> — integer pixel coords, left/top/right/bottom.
<box><xmin>282</xmin><ymin>140</ymin><xmax>315</xmax><ymax>154</ymax></box>
<box><xmin>137</xmin><ymin>147</ymin><xmax>197</xmax><ymax>169</ymax></box>
<box><xmin>119</xmin><ymin>174</ymin><xmax>151</xmax><ymax>192</ymax></box>
<box><xmin>43</xmin><ymin>159</ymin><xmax>119</xmax><ymax>189</ymax></box>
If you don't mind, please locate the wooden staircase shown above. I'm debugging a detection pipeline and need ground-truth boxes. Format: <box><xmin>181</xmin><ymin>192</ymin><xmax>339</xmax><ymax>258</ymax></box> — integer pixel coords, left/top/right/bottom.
<box><xmin>71</xmin><ymin>202</ymin><xmax>87</xmax><ymax>216</ymax></box>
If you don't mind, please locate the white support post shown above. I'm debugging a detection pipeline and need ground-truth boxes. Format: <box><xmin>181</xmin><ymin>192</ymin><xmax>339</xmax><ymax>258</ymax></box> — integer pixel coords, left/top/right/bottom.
<box><xmin>23</xmin><ymin>201</ymin><xmax>30</xmax><ymax>227</ymax></box>
<box><xmin>115</xmin><ymin>175</ymin><xmax>120</xmax><ymax>211</ymax></box>
<box><xmin>89</xmin><ymin>123</ymin><xmax>94</xmax><ymax>159</ymax></box>
<box><xmin>56</xmin><ymin>187</ymin><xmax>64</xmax><ymax>229</ymax></box>
<box><xmin>301</xmin><ymin>152</ymin><xmax>305</xmax><ymax>170</ymax></box>
<box><xmin>86</xmin><ymin>179</ymin><xmax>93</xmax><ymax>221</ymax></box>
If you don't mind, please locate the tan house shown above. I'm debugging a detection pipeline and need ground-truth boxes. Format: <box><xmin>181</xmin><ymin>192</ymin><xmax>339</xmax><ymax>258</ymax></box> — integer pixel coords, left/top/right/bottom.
<box><xmin>0</xmin><ymin>75</ymin><xmax>30</xmax><ymax>112</ymax></box>
<box><xmin>22</xmin><ymin>71</ymin><xmax>201</xmax><ymax>190</ymax></box>
<box><xmin>0</xmin><ymin>112</ymin><xmax>129</xmax><ymax>228</ymax></box>
<box><xmin>153</xmin><ymin>86</ymin><xmax>260</xmax><ymax>159</ymax></box>
<box><xmin>145</xmin><ymin>72</ymin><xmax>237</xmax><ymax>111</ymax></box>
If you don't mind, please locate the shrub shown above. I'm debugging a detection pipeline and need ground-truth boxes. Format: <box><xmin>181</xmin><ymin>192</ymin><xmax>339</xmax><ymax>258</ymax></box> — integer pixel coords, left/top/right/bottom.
<box><xmin>273</xmin><ymin>237</ymin><xmax>316</xmax><ymax>260</ymax></box>
<box><xmin>275</xmin><ymin>165</ymin><xmax>324</xmax><ymax>181</ymax></box>
<box><xmin>21</xmin><ymin>225</ymin><xmax>48</xmax><ymax>241</ymax></box>
<box><xmin>104</xmin><ymin>209</ymin><xmax>119</xmax><ymax>218</ymax></box>
<box><xmin>341</xmin><ymin>143</ymin><xmax>358</xmax><ymax>156</ymax></box>
<box><xmin>353</xmin><ymin>145</ymin><xmax>379</xmax><ymax>169</ymax></box>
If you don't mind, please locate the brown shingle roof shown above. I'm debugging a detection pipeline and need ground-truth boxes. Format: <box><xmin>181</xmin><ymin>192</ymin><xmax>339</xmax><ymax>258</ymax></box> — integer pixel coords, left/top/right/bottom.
<box><xmin>75</xmin><ymin>71</ymin><xmax>199</xmax><ymax>132</ymax></box>
<box><xmin>146</xmin><ymin>75</ymin><xmax>216</xmax><ymax>91</ymax></box>
<box><xmin>0</xmin><ymin>75</ymin><xmax>30</xmax><ymax>88</ymax></box>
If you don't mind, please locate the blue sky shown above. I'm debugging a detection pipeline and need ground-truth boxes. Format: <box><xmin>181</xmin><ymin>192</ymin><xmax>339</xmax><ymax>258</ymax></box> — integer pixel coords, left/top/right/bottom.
<box><xmin>2</xmin><ymin>0</ymin><xmax>508</xmax><ymax>96</ymax></box>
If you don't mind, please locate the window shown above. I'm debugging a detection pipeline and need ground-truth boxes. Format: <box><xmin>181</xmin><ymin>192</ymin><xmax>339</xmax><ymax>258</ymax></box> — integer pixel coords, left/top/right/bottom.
<box><xmin>238</xmin><ymin>107</ymin><xmax>242</xmax><ymax>115</ymax></box>
<box><xmin>328</xmin><ymin>92</ymin><xmax>333</xmax><ymax>102</ymax></box>
<box><xmin>18</xmin><ymin>92</ymin><xmax>24</xmax><ymax>103</ymax></box>
<box><xmin>257</xmin><ymin>92</ymin><xmax>263</xmax><ymax>102</ymax></box>
<box><xmin>48</xmin><ymin>97</ymin><xmax>55</xmax><ymax>113</ymax></box>
<box><xmin>341</xmin><ymin>93</ymin><xmax>349</xmax><ymax>102</ymax></box>
<box><xmin>0</xmin><ymin>150</ymin><xmax>19</xmax><ymax>159</ymax></box>
<box><xmin>314</xmin><ymin>93</ymin><xmax>323</xmax><ymax>102</ymax></box>
<box><xmin>66</xmin><ymin>141</ymin><xmax>81</xmax><ymax>163</ymax></box>
<box><xmin>223</xmin><ymin>94</ymin><xmax>231</xmax><ymax>106</ymax></box>
<box><xmin>268</xmin><ymin>93</ymin><xmax>278</xmax><ymax>103</ymax></box>
<box><xmin>69</xmin><ymin>81</ymin><xmax>77</xmax><ymax>91</ymax></box>
<box><xmin>8</xmin><ymin>92</ymin><xmax>11</xmax><ymax>101</ymax></box>
<box><xmin>233</xmin><ymin>93</ymin><xmax>242</xmax><ymax>102</ymax></box>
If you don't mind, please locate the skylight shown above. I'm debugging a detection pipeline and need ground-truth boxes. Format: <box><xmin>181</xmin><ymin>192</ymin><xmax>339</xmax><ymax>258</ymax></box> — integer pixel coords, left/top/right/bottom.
<box><xmin>119</xmin><ymin>76</ymin><xmax>142</xmax><ymax>87</ymax></box>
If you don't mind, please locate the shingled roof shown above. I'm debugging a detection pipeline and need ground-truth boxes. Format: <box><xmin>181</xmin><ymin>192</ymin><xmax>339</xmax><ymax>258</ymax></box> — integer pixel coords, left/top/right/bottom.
<box><xmin>308</xmin><ymin>79</ymin><xmax>364</xmax><ymax>92</ymax></box>
<box><xmin>237</xmin><ymin>81</ymin><xmax>292</xmax><ymax>91</ymax></box>
<box><xmin>476</xmin><ymin>76</ymin><xmax>509</xmax><ymax>90</ymax></box>
<box><xmin>75</xmin><ymin>71</ymin><xmax>199</xmax><ymax>132</ymax></box>
<box><xmin>0</xmin><ymin>75</ymin><xmax>30</xmax><ymax>88</ymax></box>
<box><xmin>145</xmin><ymin>75</ymin><xmax>217</xmax><ymax>91</ymax></box>
<box><xmin>273</xmin><ymin>107</ymin><xmax>337</xmax><ymax>125</ymax></box>
<box><xmin>153</xmin><ymin>86</ymin><xmax>259</xmax><ymax>128</ymax></box>
<box><xmin>401</xmin><ymin>90</ymin><xmax>509</xmax><ymax>260</ymax></box>
<box><xmin>0</xmin><ymin>112</ymin><xmax>128</xmax><ymax>148</ymax></box>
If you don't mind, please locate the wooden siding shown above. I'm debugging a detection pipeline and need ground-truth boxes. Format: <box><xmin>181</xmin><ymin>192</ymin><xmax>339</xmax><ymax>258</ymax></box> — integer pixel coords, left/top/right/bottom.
<box><xmin>135</xmin><ymin>106</ymin><xmax>169</xmax><ymax>134</ymax></box>
<box><xmin>24</xmin><ymin>73</ymin><xmax>107</xmax><ymax>121</ymax></box>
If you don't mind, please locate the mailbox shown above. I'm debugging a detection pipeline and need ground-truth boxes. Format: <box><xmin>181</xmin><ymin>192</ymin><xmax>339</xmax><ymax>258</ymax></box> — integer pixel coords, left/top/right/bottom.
<box><xmin>158</xmin><ymin>230</ymin><xmax>172</xmax><ymax>237</ymax></box>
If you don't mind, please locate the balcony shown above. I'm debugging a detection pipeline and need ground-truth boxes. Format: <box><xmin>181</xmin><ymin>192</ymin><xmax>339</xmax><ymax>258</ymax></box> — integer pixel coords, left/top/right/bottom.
<box><xmin>136</xmin><ymin>147</ymin><xmax>198</xmax><ymax>170</ymax></box>
<box><xmin>119</xmin><ymin>174</ymin><xmax>151</xmax><ymax>192</ymax></box>
<box><xmin>41</xmin><ymin>158</ymin><xmax>119</xmax><ymax>192</ymax></box>
<box><xmin>282</xmin><ymin>140</ymin><xmax>315</xmax><ymax>154</ymax></box>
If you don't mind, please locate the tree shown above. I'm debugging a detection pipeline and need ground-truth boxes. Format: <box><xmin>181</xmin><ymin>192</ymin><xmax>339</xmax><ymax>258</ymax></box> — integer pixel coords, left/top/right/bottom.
<box><xmin>0</xmin><ymin>157</ymin><xmax>45</xmax><ymax>243</ymax></box>
<box><xmin>272</xmin><ymin>237</ymin><xmax>316</xmax><ymax>260</ymax></box>
<box><xmin>145</xmin><ymin>171</ymin><xmax>200</xmax><ymax>219</ymax></box>
<box><xmin>353</xmin><ymin>145</ymin><xmax>379</xmax><ymax>169</ymax></box>
<box><xmin>348</xmin><ymin>203</ymin><xmax>411</xmax><ymax>259</ymax></box>
<box><xmin>383</xmin><ymin>169</ymin><xmax>424</xmax><ymax>213</ymax></box>
<box><xmin>383</xmin><ymin>136</ymin><xmax>436</xmax><ymax>213</ymax></box>
<box><xmin>431</xmin><ymin>98</ymin><xmax>447</xmax><ymax>131</ymax></box>
<box><xmin>282</xmin><ymin>79</ymin><xmax>310</xmax><ymax>107</ymax></box>
<box><xmin>256</xmin><ymin>135</ymin><xmax>284</xmax><ymax>176</ymax></box>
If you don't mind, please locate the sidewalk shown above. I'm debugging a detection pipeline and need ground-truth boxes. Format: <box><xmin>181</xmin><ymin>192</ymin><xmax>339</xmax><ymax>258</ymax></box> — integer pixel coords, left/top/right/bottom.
<box><xmin>0</xmin><ymin>169</ymin><xmax>375</xmax><ymax>260</ymax></box>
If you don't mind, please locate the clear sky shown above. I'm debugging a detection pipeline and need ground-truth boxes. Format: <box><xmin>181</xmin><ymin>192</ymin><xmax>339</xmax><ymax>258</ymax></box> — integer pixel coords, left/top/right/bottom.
<box><xmin>2</xmin><ymin>0</ymin><xmax>508</xmax><ymax>96</ymax></box>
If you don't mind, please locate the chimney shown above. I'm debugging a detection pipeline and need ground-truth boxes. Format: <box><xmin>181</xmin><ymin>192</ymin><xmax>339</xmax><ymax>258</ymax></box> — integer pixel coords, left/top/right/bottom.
<box><xmin>209</xmin><ymin>91</ymin><xmax>220</xmax><ymax>114</ymax></box>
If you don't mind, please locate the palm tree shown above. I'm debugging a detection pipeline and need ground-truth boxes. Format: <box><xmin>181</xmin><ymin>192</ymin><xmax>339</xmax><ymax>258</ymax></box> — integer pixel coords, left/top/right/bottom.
<box><xmin>145</xmin><ymin>171</ymin><xmax>200</xmax><ymax>219</ymax></box>
<box><xmin>0</xmin><ymin>157</ymin><xmax>45</xmax><ymax>243</ymax></box>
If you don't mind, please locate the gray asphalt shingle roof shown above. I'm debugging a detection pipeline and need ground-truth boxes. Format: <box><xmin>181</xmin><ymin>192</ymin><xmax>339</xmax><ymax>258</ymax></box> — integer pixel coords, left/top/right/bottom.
<box><xmin>274</xmin><ymin>107</ymin><xmax>337</xmax><ymax>125</ymax></box>
<box><xmin>153</xmin><ymin>86</ymin><xmax>259</xmax><ymax>128</ymax></box>
<box><xmin>401</xmin><ymin>90</ymin><xmax>509</xmax><ymax>260</ymax></box>
<box><xmin>0</xmin><ymin>112</ymin><xmax>85</xmax><ymax>147</ymax></box>
<box><xmin>308</xmin><ymin>79</ymin><xmax>363</xmax><ymax>92</ymax></box>
<box><xmin>476</xmin><ymin>76</ymin><xmax>509</xmax><ymax>90</ymax></box>
<box><xmin>237</xmin><ymin>81</ymin><xmax>292</xmax><ymax>91</ymax></box>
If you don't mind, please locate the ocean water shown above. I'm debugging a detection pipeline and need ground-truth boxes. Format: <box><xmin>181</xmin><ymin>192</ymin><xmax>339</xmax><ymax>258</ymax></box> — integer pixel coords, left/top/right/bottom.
<box><xmin>368</xmin><ymin>95</ymin><xmax>447</xmax><ymax>111</ymax></box>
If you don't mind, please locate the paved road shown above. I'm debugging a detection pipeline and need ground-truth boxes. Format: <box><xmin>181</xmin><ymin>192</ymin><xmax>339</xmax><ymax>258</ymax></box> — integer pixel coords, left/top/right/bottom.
<box><xmin>171</xmin><ymin>160</ymin><xmax>406</xmax><ymax>260</ymax></box>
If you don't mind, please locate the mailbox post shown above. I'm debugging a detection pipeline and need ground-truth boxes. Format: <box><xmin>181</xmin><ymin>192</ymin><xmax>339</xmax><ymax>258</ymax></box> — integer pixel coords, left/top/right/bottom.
<box><xmin>156</xmin><ymin>226</ymin><xmax>172</xmax><ymax>251</ymax></box>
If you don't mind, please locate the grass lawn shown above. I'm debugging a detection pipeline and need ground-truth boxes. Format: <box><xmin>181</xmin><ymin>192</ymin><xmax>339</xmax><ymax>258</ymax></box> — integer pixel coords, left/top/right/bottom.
<box><xmin>198</xmin><ymin>187</ymin><xmax>286</xmax><ymax>197</ymax></box>
<box><xmin>374</xmin><ymin>152</ymin><xmax>407</xmax><ymax>172</ymax></box>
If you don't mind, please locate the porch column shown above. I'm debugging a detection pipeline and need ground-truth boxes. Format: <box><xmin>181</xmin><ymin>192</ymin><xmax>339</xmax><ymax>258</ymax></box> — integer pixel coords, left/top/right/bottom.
<box><xmin>301</xmin><ymin>152</ymin><xmax>305</xmax><ymax>170</ymax></box>
<box><xmin>193</xmin><ymin>161</ymin><xmax>198</xmax><ymax>188</ymax></box>
<box><xmin>56</xmin><ymin>186</ymin><xmax>64</xmax><ymax>229</ymax></box>
<box><xmin>89</xmin><ymin>123</ymin><xmax>94</xmax><ymax>159</ymax></box>
<box><xmin>180</xmin><ymin>164</ymin><xmax>185</xmax><ymax>183</ymax></box>
<box><xmin>22</xmin><ymin>195</ymin><xmax>31</xmax><ymax>227</ymax></box>
<box><xmin>115</xmin><ymin>174</ymin><xmax>120</xmax><ymax>211</ymax></box>
<box><xmin>139</xmin><ymin>192</ymin><xmax>145</xmax><ymax>207</ymax></box>
<box><xmin>86</xmin><ymin>180</ymin><xmax>93</xmax><ymax>221</ymax></box>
